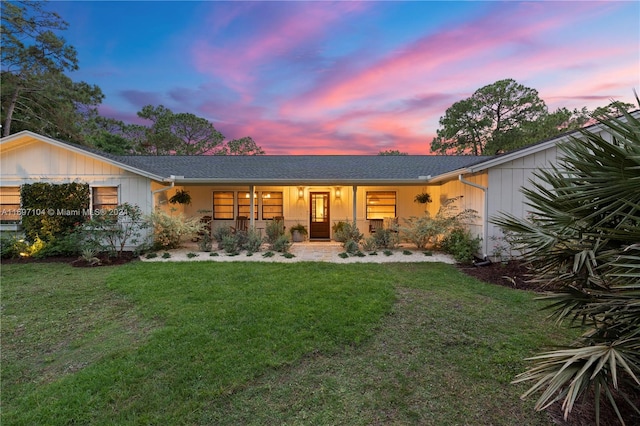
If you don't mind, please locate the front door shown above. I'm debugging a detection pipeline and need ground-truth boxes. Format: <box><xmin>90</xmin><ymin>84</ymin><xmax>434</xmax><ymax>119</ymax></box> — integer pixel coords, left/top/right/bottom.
<box><xmin>309</xmin><ymin>192</ymin><xmax>330</xmax><ymax>240</ymax></box>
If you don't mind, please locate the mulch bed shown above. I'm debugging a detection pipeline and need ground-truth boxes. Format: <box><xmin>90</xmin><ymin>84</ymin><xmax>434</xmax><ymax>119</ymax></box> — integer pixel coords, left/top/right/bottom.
<box><xmin>2</xmin><ymin>252</ymin><xmax>137</xmax><ymax>267</ymax></box>
<box><xmin>456</xmin><ymin>259</ymin><xmax>538</xmax><ymax>291</ymax></box>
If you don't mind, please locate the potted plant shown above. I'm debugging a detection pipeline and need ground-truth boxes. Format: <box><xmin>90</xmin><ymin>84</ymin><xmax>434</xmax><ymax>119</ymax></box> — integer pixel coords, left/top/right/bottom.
<box><xmin>169</xmin><ymin>189</ymin><xmax>192</xmax><ymax>205</ymax></box>
<box><xmin>414</xmin><ymin>192</ymin><xmax>432</xmax><ymax>204</ymax></box>
<box><xmin>289</xmin><ymin>223</ymin><xmax>308</xmax><ymax>242</ymax></box>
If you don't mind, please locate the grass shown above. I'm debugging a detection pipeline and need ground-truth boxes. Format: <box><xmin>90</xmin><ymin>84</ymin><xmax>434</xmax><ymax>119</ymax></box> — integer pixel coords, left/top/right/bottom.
<box><xmin>1</xmin><ymin>261</ymin><xmax>576</xmax><ymax>425</ymax></box>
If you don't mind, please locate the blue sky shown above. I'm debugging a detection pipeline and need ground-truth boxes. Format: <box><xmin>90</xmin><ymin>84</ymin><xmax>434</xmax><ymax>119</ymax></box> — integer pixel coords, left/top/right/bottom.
<box><xmin>50</xmin><ymin>1</ymin><xmax>639</xmax><ymax>154</ymax></box>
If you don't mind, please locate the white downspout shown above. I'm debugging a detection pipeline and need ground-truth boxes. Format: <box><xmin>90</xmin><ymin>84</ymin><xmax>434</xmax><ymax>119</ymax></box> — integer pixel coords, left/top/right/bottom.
<box><xmin>458</xmin><ymin>174</ymin><xmax>488</xmax><ymax>259</ymax></box>
<box><xmin>152</xmin><ymin>175</ymin><xmax>180</xmax><ymax>207</ymax></box>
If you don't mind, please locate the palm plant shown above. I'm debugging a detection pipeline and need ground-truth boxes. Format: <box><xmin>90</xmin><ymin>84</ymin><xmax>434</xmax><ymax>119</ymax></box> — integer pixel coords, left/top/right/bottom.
<box><xmin>491</xmin><ymin>100</ymin><xmax>640</xmax><ymax>425</ymax></box>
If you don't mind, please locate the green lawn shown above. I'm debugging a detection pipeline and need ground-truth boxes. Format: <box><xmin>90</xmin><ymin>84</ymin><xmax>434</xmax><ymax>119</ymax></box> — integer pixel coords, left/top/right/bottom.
<box><xmin>1</xmin><ymin>261</ymin><xmax>575</xmax><ymax>425</ymax></box>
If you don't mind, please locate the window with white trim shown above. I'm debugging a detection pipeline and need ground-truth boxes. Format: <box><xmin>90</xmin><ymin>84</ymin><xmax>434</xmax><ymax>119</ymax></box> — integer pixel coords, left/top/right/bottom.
<box><xmin>366</xmin><ymin>191</ymin><xmax>396</xmax><ymax>220</ymax></box>
<box><xmin>92</xmin><ymin>187</ymin><xmax>119</xmax><ymax>212</ymax></box>
<box><xmin>0</xmin><ymin>187</ymin><xmax>21</xmax><ymax>223</ymax></box>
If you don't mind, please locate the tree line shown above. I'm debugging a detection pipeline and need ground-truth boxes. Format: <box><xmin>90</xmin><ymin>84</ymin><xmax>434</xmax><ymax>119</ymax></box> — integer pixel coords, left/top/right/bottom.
<box><xmin>0</xmin><ymin>1</ymin><xmax>263</xmax><ymax>155</ymax></box>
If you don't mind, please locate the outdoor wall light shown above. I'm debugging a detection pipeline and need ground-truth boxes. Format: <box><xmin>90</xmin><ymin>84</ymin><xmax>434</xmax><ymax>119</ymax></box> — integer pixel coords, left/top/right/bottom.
<box><xmin>298</xmin><ymin>187</ymin><xmax>305</xmax><ymax>200</ymax></box>
<box><xmin>335</xmin><ymin>187</ymin><xmax>341</xmax><ymax>199</ymax></box>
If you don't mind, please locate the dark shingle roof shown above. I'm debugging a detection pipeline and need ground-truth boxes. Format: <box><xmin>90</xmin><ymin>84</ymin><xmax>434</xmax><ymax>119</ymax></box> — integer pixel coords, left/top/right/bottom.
<box><xmin>112</xmin><ymin>155</ymin><xmax>493</xmax><ymax>184</ymax></box>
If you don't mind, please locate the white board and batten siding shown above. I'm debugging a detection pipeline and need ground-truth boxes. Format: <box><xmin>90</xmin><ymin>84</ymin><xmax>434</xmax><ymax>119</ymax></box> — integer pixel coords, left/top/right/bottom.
<box><xmin>1</xmin><ymin>135</ymin><xmax>154</xmax><ymax>214</ymax></box>
<box><xmin>485</xmin><ymin>144</ymin><xmax>560</xmax><ymax>256</ymax></box>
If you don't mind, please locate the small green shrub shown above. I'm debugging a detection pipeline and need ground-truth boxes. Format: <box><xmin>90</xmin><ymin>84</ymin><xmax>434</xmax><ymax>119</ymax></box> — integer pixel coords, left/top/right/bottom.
<box><xmin>361</xmin><ymin>236</ymin><xmax>378</xmax><ymax>252</ymax></box>
<box><xmin>272</xmin><ymin>234</ymin><xmax>290</xmax><ymax>253</ymax></box>
<box><xmin>162</xmin><ymin>252</ymin><xmax>171</xmax><ymax>259</ymax></box>
<box><xmin>331</xmin><ymin>221</ymin><xmax>347</xmax><ymax>240</ymax></box>
<box><xmin>265</xmin><ymin>219</ymin><xmax>285</xmax><ymax>245</ymax></box>
<box><xmin>0</xmin><ymin>235</ymin><xmax>27</xmax><ymax>259</ymax></box>
<box><xmin>186</xmin><ymin>252</ymin><xmax>198</xmax><ymax>258</ymax></box>
<box><xmin>373</xmin><ymin>228</ymin><xmax>400</xmax><ymax>249</ymax></box>
<box><xmin>343</xmin><ymin>239</ymin><xmax>359</xmax><ymax>254</ymax></box>
<box><xmin>222</xmin><ymin>234</ymin><xmax>239</xmax><ymax>254</ymax></box>
<box><xmin>243</xmin><ymin>229</ymin><xmax>263</xmax><ymax>253</ymax></box>
<box><xmin>145</xmin><ymin>252</ymin><xmax>158</xmax><ymax>259</ymax></box>
<box><xmin>403</xmin><ymin>250</ymin><xmax>413</xmax><ymax>255</ymax></box>
<box><xmin>383</xmin><ymin>250</ymin><xmax>393</xmax><ymax>256</ymax></box>
<box><xmin>36</xmin><ymin>232</ymin><xmax>83</xmax><ymax>257</ymax></box>
<box><xmin>210</xmin><ymin>252</ymin><xmax>219</xmax><ymax>257</ymax></box>
<box><xmin>439</xmin><ymin>227</ymin><xmax>481</xmax><ymax>264</ymax></box>
<box><xmin>197</xmin><ymin>232</ymin><xmax>212</xmax><ymax>252</ymax></box>
<box><xmin>262</xmin><ymin>251</ymin><xmax>274</xmax><ymax>258</ymax></box>
<box><xmin>338</xmin><ymin>252</ymin><xmax>349</xmax><ymax>259</ymax></box>
<box><xmin>212</xmin><ymin>225</ymin><xmax>233</xmax><ymax>249</ymax></box>
<box><xmin>282</xmin><ymin>252</ymin><xmax>295</xmax><ymax>258</ymax></box>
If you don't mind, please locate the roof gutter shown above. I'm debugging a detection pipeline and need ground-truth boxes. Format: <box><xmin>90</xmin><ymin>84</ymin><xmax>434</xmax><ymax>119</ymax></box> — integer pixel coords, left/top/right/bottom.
<box><xmin>458</xmin><ymin>174</ymin><xmax>488</xmax><ymax>259</ymax></box>
<box><xmin>167</xmin><ymin>178</ymin><xmax>436</xmax><ymax>186</ymax></box>
<box><xmin>152</xmin><ymin>175</ymin><xmax>182</xmax><ymax>199</ymax></box>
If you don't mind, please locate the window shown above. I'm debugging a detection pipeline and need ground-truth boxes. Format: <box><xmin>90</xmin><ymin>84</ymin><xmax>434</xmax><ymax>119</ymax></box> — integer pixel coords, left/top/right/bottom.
<box><xmin>238</xmin><ymin>192</ymin><xmax>258</xmax><ymax>219</ymax></box>
<box><xmin>92</xmin><ymin>187</ymin><xmax>118</xmax><ymax>212</ymax></box>
<box><xmin>213</xmin><ymin>191</ymin><xmax>234</xmax><ymax>219</ymax></box>
<box><xmin>261</xmin><ymin>191</ymin><xmax>283</xmax><ymax>219</ymax></box>
<box><xmin>0</xmin><ymin>187</ymin><xmax>21</xmax><ymax>223</ymax></box>
<box><xmin>366</xmin><ymin>191</ymin><xmax>396</xmax><ymax>220</ymax></box>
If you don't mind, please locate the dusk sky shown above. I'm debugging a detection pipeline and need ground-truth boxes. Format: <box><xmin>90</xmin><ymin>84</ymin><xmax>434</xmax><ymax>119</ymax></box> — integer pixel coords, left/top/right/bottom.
<box><xmin>50</xmin><ymin>1</ymin><xmax>639</xmax><ymax>154</ymax></box>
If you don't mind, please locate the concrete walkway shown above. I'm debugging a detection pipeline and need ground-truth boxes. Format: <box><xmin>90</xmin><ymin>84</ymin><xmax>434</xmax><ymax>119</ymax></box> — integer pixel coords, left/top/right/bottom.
<box><xmin>140</xmin><ymin>241</ymin><xmax>456</xmax><ymax>264</ymax></box>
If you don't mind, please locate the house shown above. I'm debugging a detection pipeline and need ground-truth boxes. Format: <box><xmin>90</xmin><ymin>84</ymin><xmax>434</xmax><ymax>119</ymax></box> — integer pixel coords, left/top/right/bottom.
<box><xmin>1</xmin><ymin>113</ymin><xmax>636</xmax><ymax>257</ymax></box>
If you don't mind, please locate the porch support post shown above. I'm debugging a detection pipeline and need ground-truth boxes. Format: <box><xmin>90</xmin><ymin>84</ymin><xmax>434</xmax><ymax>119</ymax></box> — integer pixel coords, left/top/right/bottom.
<box><xmin>352</xmin><ymin>185</ymin><xmax>357</xmax><ymax>223</ymax></box>
<box><xmin>249</xmin><ymin>185</ymin><xmax>255</xmax><ymax>229</ymax></box>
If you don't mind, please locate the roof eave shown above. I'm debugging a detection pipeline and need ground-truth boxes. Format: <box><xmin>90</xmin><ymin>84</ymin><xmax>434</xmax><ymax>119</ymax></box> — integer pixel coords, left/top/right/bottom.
<box><xmin>1</xmin><ymin>130</ymin><xmax>166</xmax><ymax>181</ymax></box>
<box><xmin>172</xmin><ymin>178</ymin><xmax>435</xmax><ymax>186</ymax></box>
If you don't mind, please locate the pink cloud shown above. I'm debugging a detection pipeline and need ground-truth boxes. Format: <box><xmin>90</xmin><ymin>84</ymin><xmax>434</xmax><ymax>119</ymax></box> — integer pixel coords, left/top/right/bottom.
<box><xmin>280</xmin><ymin>1</ymin><xmax>620</xmax><ymax>117</ymax></box>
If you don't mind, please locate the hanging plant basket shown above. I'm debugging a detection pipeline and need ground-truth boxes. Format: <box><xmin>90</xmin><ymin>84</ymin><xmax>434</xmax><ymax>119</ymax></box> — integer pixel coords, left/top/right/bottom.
<box><xmin>414</xmin><ymin>192</ymin><xmax>432</xmax><ymax>204</ymax></box>
<box><xmin>169</xmin><ymin>189</ymin><xmax>192</xmax><ymax>205</ymax></box>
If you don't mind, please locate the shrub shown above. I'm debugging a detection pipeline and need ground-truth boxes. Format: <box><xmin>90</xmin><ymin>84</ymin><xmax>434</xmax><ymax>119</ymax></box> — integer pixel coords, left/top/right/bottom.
<box><xmin>361</xmin><ymin>236</ymin><xmax>378</xmax><ymax>252</ymax></box>
<box><xmin>334</xmin><ymin>221</ymin><xmax>362</xmax><ymax>252</ymax></box>
<box><xmin>0</xmin><ymin>235</ymin><xmax>27</xmax><ymax>259</ymax></box>
<box><xmin>399</xmin><ymin>215</ymin><xmax>441</xmax><ymax>249</ymax></box>
<box><xmin>20</xmin><ymin>182</ymin><xmax>90</xmax><ymax>243</ymax></box>
<box><xmin>221</xmin><ymin>234</ymin><xmax>239</xmax><ymax>254</ymax></box>
<box><xmin>82</xmin><ymin>203</ymin><xmax>149</xmax><ymax>257</ymax></box>
<box><xmin>212</xmin><ymin>225</ymin><xmax>233</xmax><ymax>249</ymax></box>
<box><xmin>265</xmin><ymin>219</ymin><xmax>285</xmax><ymax>246</ymax></box>
<box><xmin>243</xmin><ymin>229</ymin><xmax>263</xmax><ymax>253</ymax></box>
<box><xmin>272</xmin><ymin>234</ymin><xmax>290</xmax><ymax>253</ymax></box>
<box><xmin>35</xmin><ymin>232</ymin><xmax>83</xmax><ymax>257</ymax></box>
<box><xmin>372</xmin><ymin>228</ymin><xmax>400</xmax><ymax>249</ymax></box>
<box><xmin>400</xmin><ymin>196</ymin><xmax>479</xmax><ymax>250</ymax></box>
<box><xmin>492</xmin><ymin>103</ymin><xmax>640</xmax><ymax>423</ymax></box>
<box><xmin>198</xmin><ymin>233</ymin><xmax>212</xmax><ymax>252</ymax></box>
<box><xmin>148</xmin><ymin>209</ymin><xmax>202</xmax><ymax>250</ymax></box>
<box><xmin>439</xmin><ymin>227</ymin><xmax>481</xmax><ymax>264</ymax></box>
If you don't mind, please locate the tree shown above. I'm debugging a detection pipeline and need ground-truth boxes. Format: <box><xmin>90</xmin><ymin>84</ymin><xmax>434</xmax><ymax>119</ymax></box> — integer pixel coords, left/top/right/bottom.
<box><xmin>431</xmin><ymin>79</ymin><xmax>548</xmax><ymax>155</ymax></box>
<box><xmin>223</xmin><ymin>136</ymin><xmax>265</xmax><ymax>155</ymax></box>
<box><xmin>134</xmin><ymin>104</ymin><xmax>264</xmax><ymax>156</ymax></box>
<box><xmin>1</xmin><ymin>1</ymin><xmax>103</xmax><ymax>140</ymax></box>
<box><xmin>378</xmin><ymin>149</ymin><xmax>408</xmax><ymax>155</ymax></box>
<box><xmin>491</xmin><ymin>101</ymin><xmax>640</xmax><ymax>424</ymax></box>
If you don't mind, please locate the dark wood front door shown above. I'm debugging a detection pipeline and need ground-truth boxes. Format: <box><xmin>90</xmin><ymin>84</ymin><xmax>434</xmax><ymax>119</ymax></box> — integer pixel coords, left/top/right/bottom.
<box><xmin>309</xmin><ymin>192</ymin><xmax>330</xmax><ymax>240</ymax></box>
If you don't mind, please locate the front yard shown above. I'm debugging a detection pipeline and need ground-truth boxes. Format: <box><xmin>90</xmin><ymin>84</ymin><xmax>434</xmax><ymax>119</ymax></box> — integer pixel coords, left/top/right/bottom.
<box><xmin>1</xmin><ymin>261</ymin><xmax>575</xmax><ymax>425</ymax></box>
